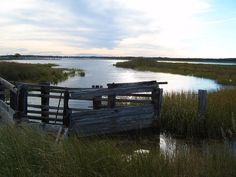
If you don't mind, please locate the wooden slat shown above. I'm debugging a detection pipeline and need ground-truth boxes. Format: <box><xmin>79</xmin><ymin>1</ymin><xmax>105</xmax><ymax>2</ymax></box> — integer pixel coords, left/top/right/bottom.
<box><xmin>28</xmin><ymin>104</ymin><xmax>64</xmax><ymax>110</ymax></box>
<box><xmin>70</xmin><ymin>85</ymin><xmax>157</xmax><ymax>99</ymax></box>
<box><xmin>27</xmin><ymin>110</ymin><xmax>63</xmax><ymax>116</ymax></box>
<box><xmin>115</xmin><ymin>99</ymin><xmax>151</xmax><ymax>103</ymax></box>
<box><xmin>28</xmin><ymin>93</ymin><xmax>63</xmax><ymax>99</ymax></box>
<box><xmin>71</xmin><ymin>105</ymin><xmax>153</xmax><ymax>121</ymax></box>
<box><xmin>70</xmin><ymin>105</ymin><xmax>154</xmax><ymax>136</ymax></box>
<box><xmin>107</xmin><ymin>80</ymin><xmax>157</xmax><ymax>88</ymax></box>
<box><xmin>25</xmin><ymin>115</ymin><xmax>63</xmax><ymax>122</ymax></box>
<box><xmin>0</xmin><ymin>78</ymin><xmax>17</xmax><ymax>93</ymax></box>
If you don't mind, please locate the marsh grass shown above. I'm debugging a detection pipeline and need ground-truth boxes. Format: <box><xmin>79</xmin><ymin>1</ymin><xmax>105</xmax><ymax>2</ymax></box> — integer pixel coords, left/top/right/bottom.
<box><xmin>0</xmin><ymin>62</ymin><xmax>85</xmax><ymax>84</ymax></box>
<box><xmin>115</xmin><ymin>59</ymin><xmax>236</xmax><ymax>85</ymax></box>
<box><xmin>0</xmin><ymin>125</ymin><xmax>235</xmax><ymax>177</ymax></box>
<box><xmin>161</xmin><ymin>89</ymin><xmax>236</xmax><ymax>138</ymax></box>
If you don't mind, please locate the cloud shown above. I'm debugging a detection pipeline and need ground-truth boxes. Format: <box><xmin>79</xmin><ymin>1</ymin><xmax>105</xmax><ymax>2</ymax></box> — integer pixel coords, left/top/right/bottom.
<box><xmin>0</xmin><ymin>0</ymin><xmax>224</xmax><ymax>57</ymax></box>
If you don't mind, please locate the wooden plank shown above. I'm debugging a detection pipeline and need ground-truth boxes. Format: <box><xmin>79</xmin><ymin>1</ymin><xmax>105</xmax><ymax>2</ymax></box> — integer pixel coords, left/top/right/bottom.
<box><xmin>28</xmin><ymin>93</ymin><xmax>63</xmax><ymax>99</ymax></box>
<box><xmin>41</xmin><ymin>82</ymin><xmax>50</xmax><ymax>123</ymax></box>
<box><xmin>28</xmin><ymin>104</ymin><xmax>64</xmax><ymax>110</ymax></box>
<box><xmin>10</xmin><ymin>90</ymin><xmax>17</xmax><ymax>110</ymax></box>
<box><xmin>70</xmin><ymin>85</ymin><xmax>156</xmax><ymax>99</ymax></box>
<box><xmin>93</xmin><ymin>85</ymin><xmax>102</xmax><ymax>110</ymax></box>
<box><xmin>15</xmin><ymin>85</ymin><xmax>28</xmax><ymax>122</ymax></box>
<box><xmin>108</xmin><ymin>84</ymin><xmax>116</xmax><ymax>108</ymax></box>
<box><xmin>0</xmin><ymin>83</ymin><xmax>5</xmax><ymax>101</ymax></box>
<box><xmin>63</xmin><ymin>90</ymin><xmax>70</xmax><ymax>127</ymax></box>
<box><xmin>25</xmin><ymin>115</ymin><xmax>63</xmax><ymax>122</ymax></box>
<box><xmin>70</xmin><ymin>105</ymin><xmax>154</xmax><ymax>136</ymax></box>
<box><xmin>27</xmin><ymin>110</ymin><xmax>63</xmax><ymax>116</ymax></box>
<box><xmin>0</xmin><ymin>77</ymin><xmax>17</xmax><ymax>94</ymax></box>
<box><xmin>107</xmin><ymin>80</ymin><xmax>157</xmax><ymax>88</ymax></box>
<box><xmin>151</xmin><ymin>88</ymin><xmax>163</xmax><ymax>132</ymax></box>
<box><xmin>71</xmin><ymin>105</ymin><xmax>153</xmax><ymax>121</ymax></box>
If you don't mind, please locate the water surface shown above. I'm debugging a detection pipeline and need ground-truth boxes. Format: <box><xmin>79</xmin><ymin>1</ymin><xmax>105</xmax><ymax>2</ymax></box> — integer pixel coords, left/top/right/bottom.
<box><xmin>10</xmin><ymin>58</ymin><xmax>221</xmax><ymax>92</ymax></box>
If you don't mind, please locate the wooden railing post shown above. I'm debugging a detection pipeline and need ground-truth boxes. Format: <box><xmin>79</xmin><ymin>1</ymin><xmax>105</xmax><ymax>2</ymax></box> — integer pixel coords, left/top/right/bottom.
<box><xmin>198</xmin><ymin>90</ymin><xmax>207</xmax><ymax>119</ymax></box>
<box><xmin>0</xmin><ymin>82</ymin><xmax>5</xmax><ymax>101</ymax></box>
<box><xmin>10</xmin><ymin>90</ymin><xmax>17</xmax><ymax>110</ymax></box>
<box><xmin>92</xmin><ymin>85</ymin><xmax>102</xmax><ymax>110</ymax></box>
<box><xmin>15</xmin><ymin>85</ymin><xmax>28</xmax><ymax>122</ymax></box>
<box><xmin>152</xmin><ymin>87</ymin><xmax>163</xmax><ymax>132</ymax></box>
<box><xmin>41</xmin><ymin>82</ymin><xmax>50</xmax><ymax>123</ymax></box>
<box><xmin>63</xmin><ymin>90</ymin><xmax>70</xmax><ymax>127</ymax></box>
<box><xmin>108</xmin><ymin>83</ymin><xmax>116</xmax><ymax>108</ymax></box>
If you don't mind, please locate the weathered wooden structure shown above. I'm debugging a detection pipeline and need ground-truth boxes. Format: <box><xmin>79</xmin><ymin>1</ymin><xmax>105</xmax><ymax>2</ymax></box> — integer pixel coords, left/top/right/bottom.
<box><xmin>0</xmin><ymin>77</ymin><xmax>168</xmax><ymax>136</ymax></box>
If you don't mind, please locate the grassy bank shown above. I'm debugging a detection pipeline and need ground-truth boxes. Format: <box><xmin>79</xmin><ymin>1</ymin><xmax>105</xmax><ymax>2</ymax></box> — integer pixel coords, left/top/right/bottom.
<box><xmin>161</xmin><ymin>89</ymin><xmax>236</xmax><ymax>138</ymax></box>
<box><xmin>0</xmin><ymin>125</ymin><xmax>235</xmax><ymax>177</ymax></box>
<box><xmin>115</xmin><ymin>59</ymin><xmax>236</xmax><ymax>85</ymax></box>
<box><xmin>0</xmin><ymin>62</ymin><xmax>85</xmax><ymax>84</ymax></box>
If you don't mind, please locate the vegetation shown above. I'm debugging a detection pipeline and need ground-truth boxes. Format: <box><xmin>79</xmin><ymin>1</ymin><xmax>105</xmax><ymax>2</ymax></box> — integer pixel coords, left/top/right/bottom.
<box><xmin>115</xmin><ymin>59</ymin><xmax>236</xmax><ymax>85</ymax></box>
<box><xmin>0</xmin><ymin>125</ymin><xmax>235</xmax><ymax>177</ymax></box>
<box><xmin>0</xmin><ymin>62</ymin><xmax>85</xmax><ymax>84</ymax></box>
<box><xmin>161</xmin><ymin>89</ymin><xmax>236</xmax><ymax>138</ymax></box>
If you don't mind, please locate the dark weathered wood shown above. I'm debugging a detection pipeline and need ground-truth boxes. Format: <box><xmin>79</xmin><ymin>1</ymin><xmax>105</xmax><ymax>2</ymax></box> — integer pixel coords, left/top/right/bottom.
<box><xmin>0</xmin><ymin>77</ymin><xmax>17</xmax><ymax>94</ymax></box>
<box><xmin>71</xmin><ymin>105</ymin><xmax>153</xmax><ymax>120</ymax></box>
<box><xmin>63</xmin><ymin>90</ymin><xmax>70</xmax><ymax>127</ymax></box>
<box><xmin>93</xmin><ymin>85</ymin><xmax>102</xmax><ymax>110</ymax></box>
<box><xmin>152</xmin><ymin>88</ymin><xmax>163</xmax><ymax>132</ymax></box>
<box><xmin>108</xmin><ymin>83</ymin><xmax>116</xmax><ymax>108</ymax></box>
<box><xmin>0</xmin><ymin>83</ymin><xmax>5</xmax><ymax>101</ymax></box>
<box><xmin>198</xmin><ymin>90</ymin><xmax>207</xmax><ymax>118</ymax></box>
<box><xmin>10</xmin><ymin>90</ymin><xmax>17</xmax><ymax>110</ymax></box>
<box><xmin>15</xmin><ymin>85</ymin><xmax>28</xmax><ymax>122</ymax></box>
<box><xmin>70</xmin><ymin>105</ymin><xmax>154</xmax><ymax>136</ymax></box>
<box><xmin>28</xmin><ymin>104</ymin><xmax>64</xmax><ymax>110</ymax></box>
<box><xmin>107</xmin><ymin>80</ymin><xmax>161</xmax><ymax>88</ymax></box>
<box><xmin>41</xmin><ymin>82</ymin><xmax>50</xmax><ymax>123</ymax></box>
<box><xmin>26</xmin><ymin>115</ymin><xmax>63</xmax><ymax>122</ymax></box>
<box><xmin>28</xmin><ymin>93</ymin><xmax>63</xmax><ymax>99</ymax></box>
<box><xmin>70</xmin><ymin>85</ymin><xmax>157</xmax><ymax>99</ymax></box>
<box><xmin>27</xmin><ymin>110</ymin><xmax>63</xmax><ymax>116</ymax></box>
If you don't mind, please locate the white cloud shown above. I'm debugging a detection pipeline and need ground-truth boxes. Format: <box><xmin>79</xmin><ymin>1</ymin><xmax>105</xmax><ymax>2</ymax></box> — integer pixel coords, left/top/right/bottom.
<box><xmin>0</xmin><ymin>0</ymin><xmax>224</xmax><ymax>57</ymax></box>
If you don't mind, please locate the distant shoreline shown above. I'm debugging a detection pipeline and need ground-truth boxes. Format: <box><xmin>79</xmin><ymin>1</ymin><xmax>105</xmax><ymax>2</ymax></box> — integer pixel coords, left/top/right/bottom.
<box><xmin>1</xmin><ymin>55</ymin><xmax>236</xmax><ymax>63</ymax></box>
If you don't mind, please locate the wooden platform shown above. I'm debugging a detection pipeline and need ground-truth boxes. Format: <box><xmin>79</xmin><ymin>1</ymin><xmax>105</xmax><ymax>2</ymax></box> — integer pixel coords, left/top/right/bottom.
<box><xmin>0</xmin><ymin>78</ymin><xmax>167</xmax><ymax>136</ymax></box>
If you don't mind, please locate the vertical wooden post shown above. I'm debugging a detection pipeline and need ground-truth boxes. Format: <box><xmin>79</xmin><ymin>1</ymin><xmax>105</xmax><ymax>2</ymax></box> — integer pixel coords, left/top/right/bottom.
<box><xmin>198</xmin><ymin>90</ymin><xmax>207</xmax><ymax>119</ymax></box>
<box><xmin>152</xmin><ymin>87</ymin><xmax>163</xmax><ymax>133</ymax></box>
<box><xmin>41</xmin><ymin>82</ymin><xmax>50</xmax><ymax>123</ymax></box>
<box><xmin>108</xmin><ymin>83</ymin><xmax>116</xmax><ymax>108</ymax></box>
<box><xmin>63</xmin><ymin>90</ymin><xmax>70</xmax><ymax>127</ymax></box>
<box><xmin>10</xmin><ymin>90</ymin><xmax>17</xmax><ymax>110</ymax></box>
<box><xmin>92</xmin><ymin>85</ymin><xmax>102</xmax><ymax>110</ymax></box>
<box><xmin>0</xmin><ymin>82</ymin><xmax>5</xmax><ymax>101</ymax></box>
<box><xmin>15</xmin><ymin>85</ymin><xmax>28</xmax><ymax>122</ymax></box>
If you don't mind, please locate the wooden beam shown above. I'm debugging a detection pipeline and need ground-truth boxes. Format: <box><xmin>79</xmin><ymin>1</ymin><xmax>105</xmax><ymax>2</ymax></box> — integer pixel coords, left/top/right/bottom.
<box><xmin>41</xmin><ymin>82</ymin><xmax>50</xmax><ymax>123</ymax></box>
<box><xmin>70</xmin><ymin>85</ymin><xmax>157</xmax><ymax>99</ymax></box>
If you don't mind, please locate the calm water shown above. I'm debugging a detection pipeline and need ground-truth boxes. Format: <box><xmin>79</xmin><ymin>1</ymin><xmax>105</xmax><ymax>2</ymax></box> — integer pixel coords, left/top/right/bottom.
<box><xmin>10</xmin><ymin>58</ymin><xmax>222</xmax><ymax>92</ymax></box>
<box><xmin>6</xmin><ymin>58</ymin><xmax>236</xmax><ymax>153</ymax></box>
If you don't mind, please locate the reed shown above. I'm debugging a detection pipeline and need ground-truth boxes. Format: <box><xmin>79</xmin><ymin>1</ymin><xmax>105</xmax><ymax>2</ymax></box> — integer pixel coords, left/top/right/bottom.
<box><xmin>161</xmin><ymin>89</ymin><xmax>236</xmax><ymax>138</ymax></box>
<box><xmin>0</xmin><ymin>62</ymin><xmax>85</xmax><ymax>84</ymax></box>
<box><xmin>115</xmin><ymin>59</ymin><xmax>236</xmax><ymax>85</ymax></box>
<box><xmin>0</xmin><ymin>125</ymin><xmax>235</xmax><ymax>177</ymax></box>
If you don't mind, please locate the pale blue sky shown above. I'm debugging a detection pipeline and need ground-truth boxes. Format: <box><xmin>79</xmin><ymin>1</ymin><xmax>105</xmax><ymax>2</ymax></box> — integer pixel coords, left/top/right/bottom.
<box><xmin>0</xmin><ymin>0</ymin><xmax>236</xmax><ymax>57</ymax></box>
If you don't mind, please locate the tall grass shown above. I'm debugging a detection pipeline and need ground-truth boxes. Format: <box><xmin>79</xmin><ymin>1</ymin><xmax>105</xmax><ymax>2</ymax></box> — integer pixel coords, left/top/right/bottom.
<box><xmin>115</xmin><ymin>59</ymin><xmax>236</xmax><ymax>85</ymax></box>
<box><xmin>161</xmin><ymin>89</ymin><xmax>236</xmax><ymax>138</ymax></box>
<box><xmin>0</xmin><ymin>62</ymin><xmax>85</xmax><ymax>84</ymax></box>
<box><xmin>0</xmin><ymin>125</ymin><xmax>235</xmax><ymax>177</ymax></box>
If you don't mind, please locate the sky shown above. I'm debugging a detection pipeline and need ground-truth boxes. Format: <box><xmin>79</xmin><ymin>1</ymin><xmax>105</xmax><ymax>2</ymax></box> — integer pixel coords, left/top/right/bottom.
<box><xmin>0</xmin><ymin>0</ymin><xmax>236</xmax><ymax>57</ymax></box>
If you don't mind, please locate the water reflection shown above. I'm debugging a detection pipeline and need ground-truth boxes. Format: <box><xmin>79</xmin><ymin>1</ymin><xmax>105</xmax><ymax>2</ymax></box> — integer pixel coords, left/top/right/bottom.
<box><xmin>9</xmin><ymin>58</ymin><xmax>221</xmax><ymax>92</ymax></box>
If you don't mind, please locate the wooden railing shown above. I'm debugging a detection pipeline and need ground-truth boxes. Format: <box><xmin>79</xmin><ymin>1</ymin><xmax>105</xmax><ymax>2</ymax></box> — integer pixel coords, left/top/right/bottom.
<box><xmin>0</xmin><ymin>77</ymin><xmax>210</xmax><ymax>137</ymax></box>
<box><xmin>69</xmin><ymin>81</ymin><xmax>166</xmax><ymax>136</ymax></box>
